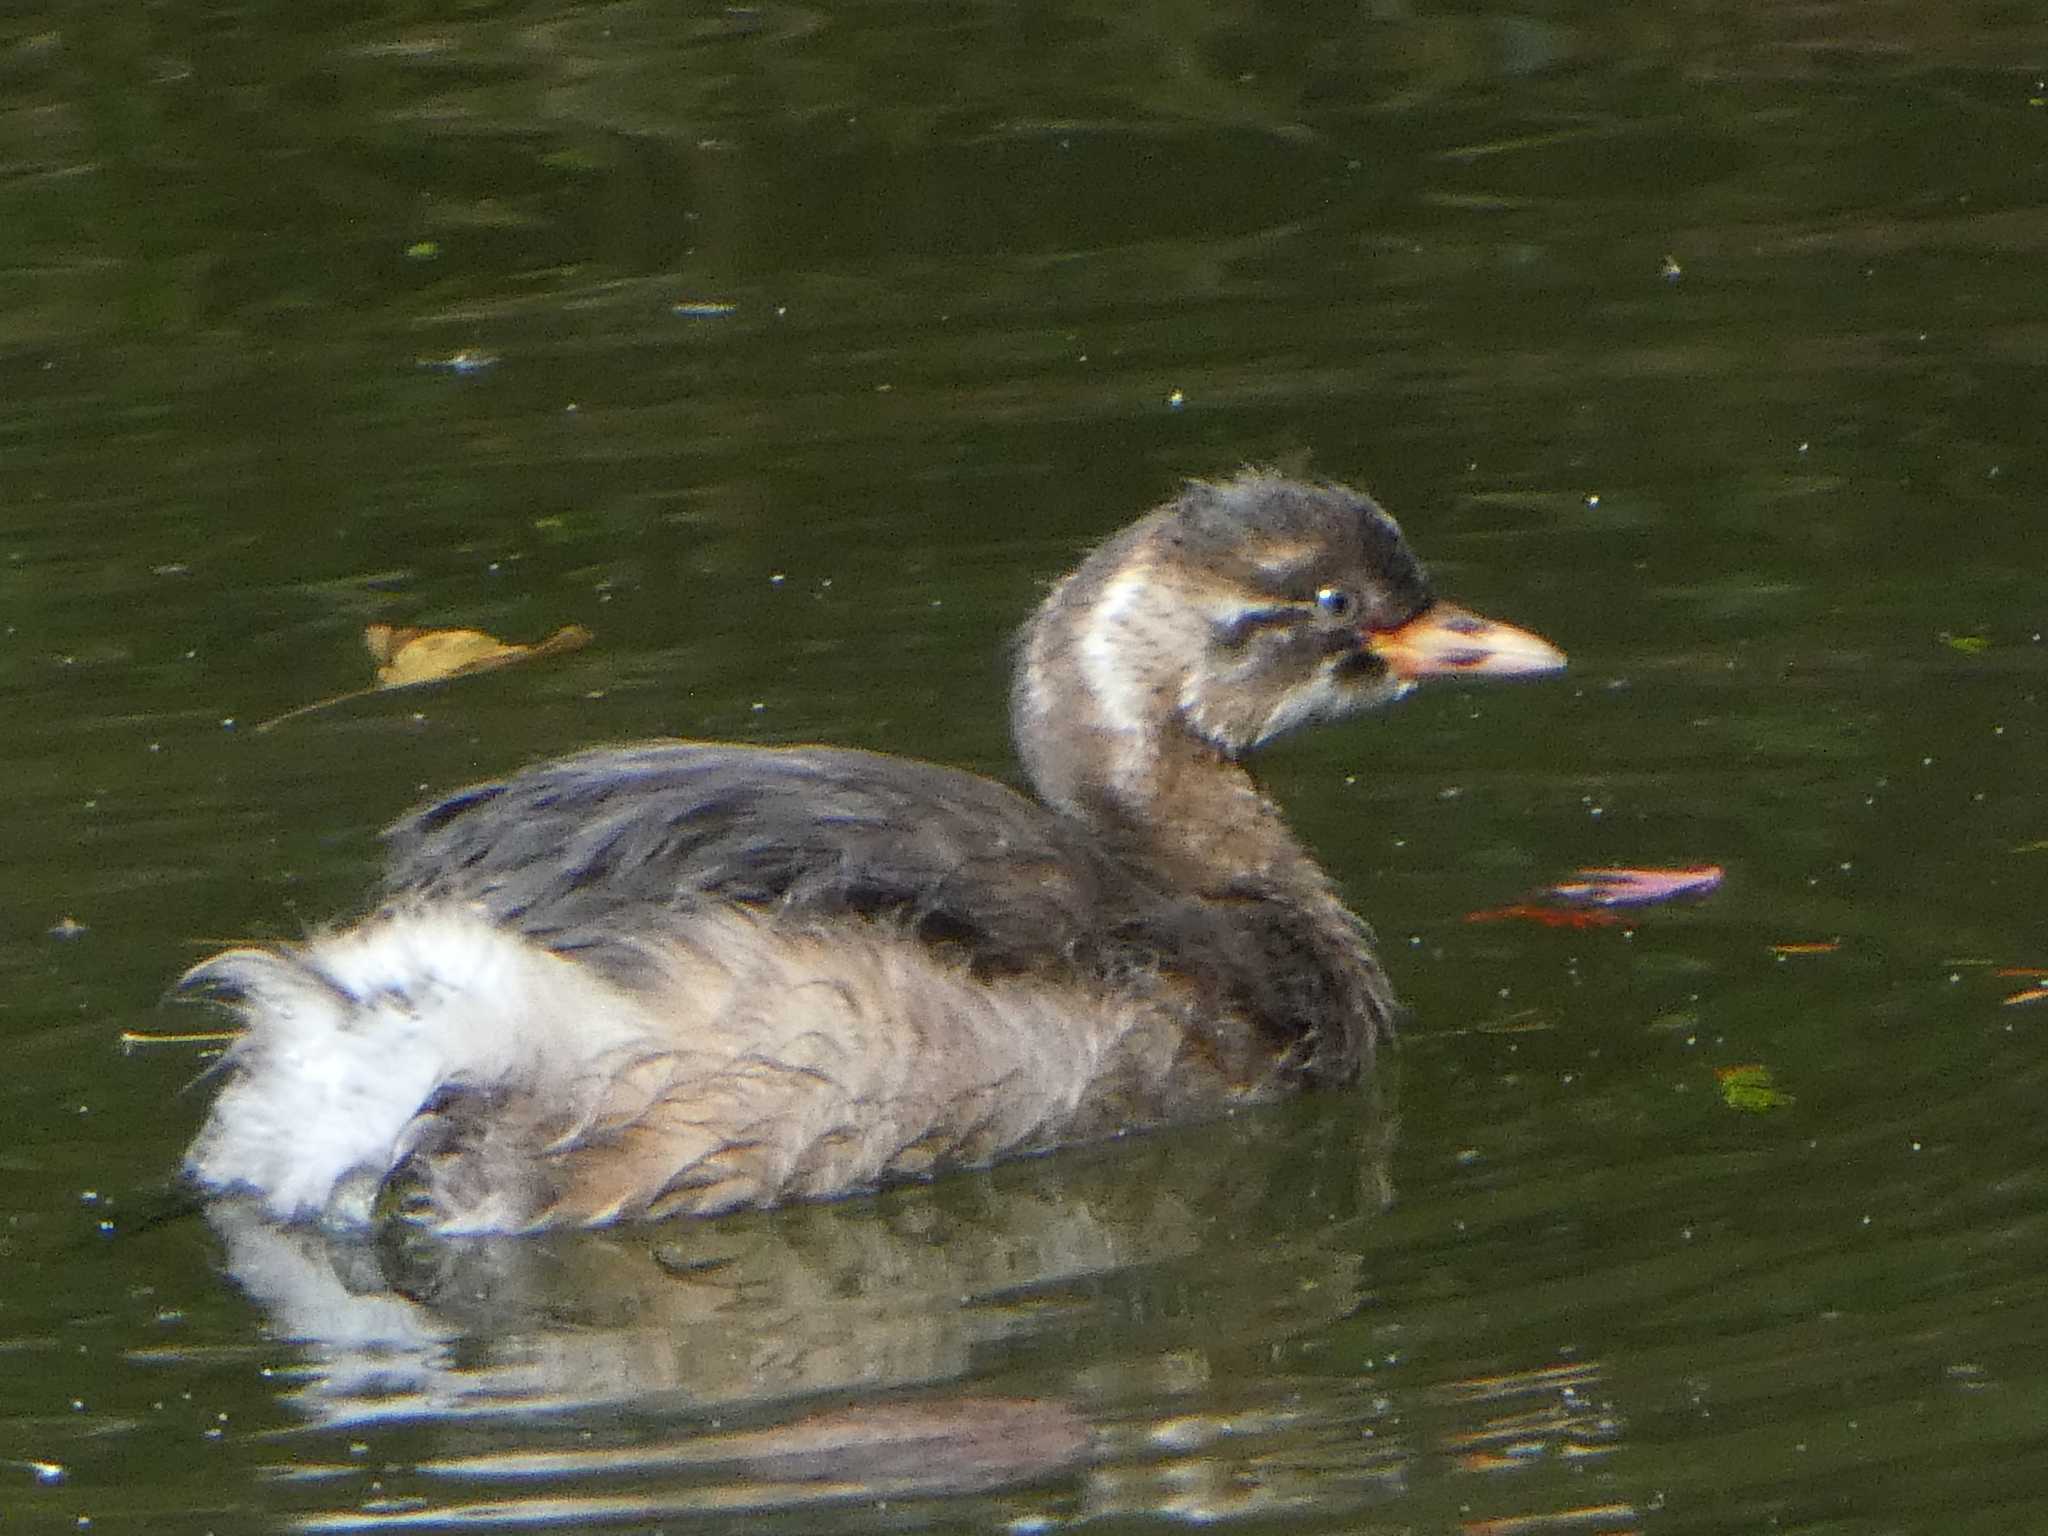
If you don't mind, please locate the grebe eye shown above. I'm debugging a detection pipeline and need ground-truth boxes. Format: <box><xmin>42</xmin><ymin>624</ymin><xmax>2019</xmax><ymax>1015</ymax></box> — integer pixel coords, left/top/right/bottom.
<box><xmin>1314</xmin><ymin>586</ymin><xmax>1356</xmax><ymax>620</ymax></box>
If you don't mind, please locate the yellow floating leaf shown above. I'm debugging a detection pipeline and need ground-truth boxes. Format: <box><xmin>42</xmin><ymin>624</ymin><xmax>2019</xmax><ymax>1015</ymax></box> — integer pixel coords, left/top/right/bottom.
<box><xmin>255</xmin><ymin>623</ymin><xmax>592</xmax><ymax>731</ymax></box>
<box><xmin>364</xmin><ymin>622</ymin><xmax>591</xmax><ymax>689</ymax></box>
<box><xmin>368</xmin><ymin>624</ymin><xmax>516</xmax><ymax>684</ymax></box>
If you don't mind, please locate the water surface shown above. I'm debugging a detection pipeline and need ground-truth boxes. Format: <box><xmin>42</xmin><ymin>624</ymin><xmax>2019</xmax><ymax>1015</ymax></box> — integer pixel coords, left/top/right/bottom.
<box><xmin>6</xmin><ymin>3</ymin><xmax>2048</xmax><ymax>1531</ymax></box>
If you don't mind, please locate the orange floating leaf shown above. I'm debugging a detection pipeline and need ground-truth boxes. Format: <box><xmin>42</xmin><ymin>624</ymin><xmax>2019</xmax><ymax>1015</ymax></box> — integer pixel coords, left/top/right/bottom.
<box><xmin>1548</xmin><ymin>865</ymin><xmax>1723</xmax><ymax>907</ymax></box>
<box><xmin>1771</xmin><ymin>941</ymin><xmax>1840</xmax><ymax>956</ymax></box>
<box><xmin>1465</xmin><ymin>903</ymin><xmax>1623</xmax><ymax>928</ymax></box>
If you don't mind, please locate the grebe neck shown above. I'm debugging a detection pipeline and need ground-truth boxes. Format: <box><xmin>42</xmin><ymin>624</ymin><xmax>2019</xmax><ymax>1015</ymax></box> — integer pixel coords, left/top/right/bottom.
<box><xmin>1009</xmin><ymin>539</ymin><xmax>1332</xmax><ymax>899</ymax></box>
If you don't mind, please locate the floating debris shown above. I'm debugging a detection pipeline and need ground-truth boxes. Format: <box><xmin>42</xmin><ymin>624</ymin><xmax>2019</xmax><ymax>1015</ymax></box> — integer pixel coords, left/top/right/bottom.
<box><xmin>1716</xmin><ymin>1063</ymin><xmax>1793</xmax><ymax>1113</ymax></box>
<box><xmin>1547</xmin><ymin>866</ymin><xmax>1724</xmax><ymax>907</ymax></box>
<box><xmin>416</xmin><ymin>350</ymin><xmax>498</xmax><ymax>374</ymax></box>
<box><xmin>254</xmin><ymin>623</ymin><xmax>592</xmax><ymax>732</ymax></box>
<box><xmin>1465</xmin><ymin>903</ymin><xmax>1621</xmax><ymax>929</ymax></box>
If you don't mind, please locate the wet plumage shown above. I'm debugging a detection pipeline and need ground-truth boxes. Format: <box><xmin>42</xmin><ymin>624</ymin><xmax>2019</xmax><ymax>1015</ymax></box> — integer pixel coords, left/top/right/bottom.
<box><xmin>181</xmin><ymin>472</ymin><xmax>1564</xmax><ymax>1232</ymax></box>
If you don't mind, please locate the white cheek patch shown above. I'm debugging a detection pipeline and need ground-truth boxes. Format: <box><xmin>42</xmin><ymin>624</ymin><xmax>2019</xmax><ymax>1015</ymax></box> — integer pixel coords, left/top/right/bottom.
<box><xmin>1254</xmin><ymin>667</ymin><xmax>1348</xmax><ymax>744</ymax></box>
<box><xmin>1252</xmin><ymin>659</ymin><xmax>1409</xmax><ymax>747</ymax></box>
<box><xmin>1077</xmin><ymin>569</ymin><xmax>1155</xmax><ymax>740</ymax></box>
<box><xmin>1075</xmin><ymin>567</ymin><xmax>1181</xmax><ymax>798</ymax></box>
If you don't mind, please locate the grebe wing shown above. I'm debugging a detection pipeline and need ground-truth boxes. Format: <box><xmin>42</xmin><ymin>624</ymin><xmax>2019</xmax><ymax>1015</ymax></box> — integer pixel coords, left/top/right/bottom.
<box><xmin>382</xmin><ymin>742</ymin><xmax>1140</xmax><ymax>976</ymax></box>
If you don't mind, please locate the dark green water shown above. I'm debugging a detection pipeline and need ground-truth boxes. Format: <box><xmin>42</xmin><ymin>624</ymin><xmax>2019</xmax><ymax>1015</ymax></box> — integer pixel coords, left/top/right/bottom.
<box><xmin>7</xmin><ymin>3</ymin><xmax>2048</xmax><ymax>1531</ymax></box>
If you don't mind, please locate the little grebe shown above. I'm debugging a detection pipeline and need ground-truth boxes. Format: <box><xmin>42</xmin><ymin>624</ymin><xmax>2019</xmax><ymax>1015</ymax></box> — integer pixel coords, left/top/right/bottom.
<box><xmin>182</xmin><ymin>472</ymin><xmax>1564</xmax><ymax>1233</ymax></box>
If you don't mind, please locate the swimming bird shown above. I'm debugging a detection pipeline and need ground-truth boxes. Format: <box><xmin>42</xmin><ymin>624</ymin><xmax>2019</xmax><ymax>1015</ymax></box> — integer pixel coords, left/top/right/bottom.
<box><xmin>181</xmin><ymin>471</ymin><xmax>1564</xmax><ymax>1232</ymax></box>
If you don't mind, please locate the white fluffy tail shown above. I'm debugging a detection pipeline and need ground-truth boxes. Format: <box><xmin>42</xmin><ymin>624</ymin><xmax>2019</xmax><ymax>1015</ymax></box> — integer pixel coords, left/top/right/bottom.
<box><xmin>181</xmin><ymin>908</ymin><xmax>664</xmax><ymax>1230</ymax></box>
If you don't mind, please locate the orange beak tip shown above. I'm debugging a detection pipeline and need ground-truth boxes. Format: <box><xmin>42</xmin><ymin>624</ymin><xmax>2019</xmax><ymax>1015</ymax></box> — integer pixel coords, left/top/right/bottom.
<box><xmin>1370</xmin><ymin>604</ymin><xmax>1566</xmax><ymax>682</ymax></box>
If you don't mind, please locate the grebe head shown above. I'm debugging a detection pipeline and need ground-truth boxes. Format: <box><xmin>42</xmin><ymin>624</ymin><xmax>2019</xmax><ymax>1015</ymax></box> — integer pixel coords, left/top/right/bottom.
<box><xmin>1013</xmin><ymin>471</ymin><xmax>1565</xmax><ymax>822</ymax></box>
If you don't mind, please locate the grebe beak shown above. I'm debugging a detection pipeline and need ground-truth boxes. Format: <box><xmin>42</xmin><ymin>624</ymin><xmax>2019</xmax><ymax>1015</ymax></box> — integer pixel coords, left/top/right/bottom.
<box><xmin>1367</xmin><ymin>603</ymin><xmax>1566</xmax><ymax>682</ymax></box>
